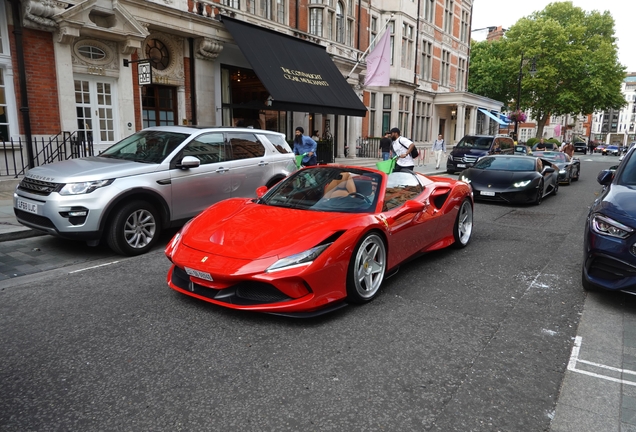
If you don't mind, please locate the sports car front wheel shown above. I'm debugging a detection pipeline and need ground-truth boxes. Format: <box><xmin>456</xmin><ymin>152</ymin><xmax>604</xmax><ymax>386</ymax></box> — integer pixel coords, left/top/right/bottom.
<box><xmin>452</xmin><ymin>199</ymin><xmax>473</xmax><ymax>248</ymax></box>
<box><xmin>346</xmin><ymin>232</ymin><xmax>387</xmax><ymax>303</ymax></box>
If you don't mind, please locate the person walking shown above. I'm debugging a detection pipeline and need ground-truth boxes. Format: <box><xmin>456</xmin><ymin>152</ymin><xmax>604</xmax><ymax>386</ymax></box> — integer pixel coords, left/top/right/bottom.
<box><xmin>390</xmin><ymin>127</ymin><xmax>415</xmax><ymax>172</ymax></box>
<box><xmin>432</xmin><ymin>134</ymin><xmax>446</xmax><ymax>170</ymax></box>
<box><xmin>378</xmin><ymin>131</ymin><xmax>392</xmax><ymax>161</ymax></box>
<box><xmin>293</xmin><ymin>126</ymin><xmax>318</xmax><ymax>167</ymax></box>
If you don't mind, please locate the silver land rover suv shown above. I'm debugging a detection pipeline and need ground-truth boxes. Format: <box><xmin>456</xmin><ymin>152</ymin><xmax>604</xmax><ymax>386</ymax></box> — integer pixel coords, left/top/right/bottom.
<box><xmin>14</xmin><ymin>126</ymin><xmax>296</xmax><ymax>255</ymax></box>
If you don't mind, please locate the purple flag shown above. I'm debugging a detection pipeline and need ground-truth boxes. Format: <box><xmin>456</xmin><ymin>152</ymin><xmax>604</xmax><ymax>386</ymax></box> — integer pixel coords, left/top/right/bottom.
<box><xmin>364</xmin><ymin>30</ymin><xmax>391</xmax><ymax>87</ymax></box>
<box><xmin>554</xmin><ymin>124</ymin><xmax>561</xmax><ymax>136</ymax></box>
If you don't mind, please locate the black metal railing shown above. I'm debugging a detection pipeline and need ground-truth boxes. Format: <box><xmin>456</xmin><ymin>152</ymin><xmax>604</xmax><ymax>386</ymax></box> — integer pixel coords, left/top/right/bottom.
<box><xmin>0</xmin><ymin>132</ymin><xmax>93</xmax><ymax>177</ymax></box>
<box><xmin>347</xmin><ymin>137</ymin><xmax>380</xmax><ymax>158</ymax></box>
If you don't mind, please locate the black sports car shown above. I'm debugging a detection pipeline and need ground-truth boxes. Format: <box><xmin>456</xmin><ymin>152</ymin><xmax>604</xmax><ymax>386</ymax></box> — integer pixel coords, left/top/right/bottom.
<box><xmin>459</xmin><ymin>155</ymin><xmax>559</xmax><ymax>205</ymax></box>
<box><xmin>533</xmin><ymin>151</ymin><xmax>580</xmax><ymax>185</ymax></box>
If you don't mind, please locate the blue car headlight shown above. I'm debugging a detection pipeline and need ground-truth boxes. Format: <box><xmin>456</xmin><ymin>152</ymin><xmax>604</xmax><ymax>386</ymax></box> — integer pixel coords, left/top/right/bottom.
<box><xmin>266</xmin><ymin>243</ymin><xmax>332</xmax><ymax>273</ymax></box>
<box><xmin>591</xmin><ymin>214</ymin><xmax>634</xmax><ymax>239</ymax></box>
<box><xmin>513</xmin><ymin>180</ymin><xmax>531</xmax><ymax>188</ymax></box>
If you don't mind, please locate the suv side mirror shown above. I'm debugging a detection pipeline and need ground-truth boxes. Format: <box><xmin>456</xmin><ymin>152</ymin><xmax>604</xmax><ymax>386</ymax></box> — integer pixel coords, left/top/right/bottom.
<box><xmin>179</xmin><ymin>156</ymin><xmax>200</xmax><ymax>169</ymax></box>
<box><xmin>597</xmin><ymin>170</ymin><xmax>614</xmax><ymax>186</ymax></box>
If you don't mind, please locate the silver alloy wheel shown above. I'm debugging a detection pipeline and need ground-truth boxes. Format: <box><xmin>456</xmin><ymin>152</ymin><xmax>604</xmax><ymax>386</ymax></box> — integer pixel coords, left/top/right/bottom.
<box><xmin>352</xmin><ymin>234</ymin><xmax>386</xmax><ymax>299</ymax></box>
<box><xmin>123</xmin><ymin>209</ymin><xmax>157</xmax><ymax>249</ymax></box>
<box><xmin>457</xmin><ymin>200</ymin><xmax>473</xmax><ymax>245</ymax></box>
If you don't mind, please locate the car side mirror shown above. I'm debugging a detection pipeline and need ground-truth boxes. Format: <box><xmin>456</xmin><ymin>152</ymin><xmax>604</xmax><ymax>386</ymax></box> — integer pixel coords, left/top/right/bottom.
<box><xmin>179</xmin><ymin>156</ymin><xmax>200</xmax><ymax>169</ymax></box>
<box><xmin>390</xmin><ymin>200</ymin><xmax>425</xmax><ymax>221</ymax></box>
<box><xmin>542</xmin><ymin>167</ymin><xmax>555</xmax><ymax>174</ymax></box>
<box><xmin>597</xmin><ymin>170</ymin><xmax>614</xmax><ymax>186</ymax></box>
<box><xmin>255</xmin><ymin>186</ymin><xmax>268</xmax><ymax>198</ymax></box>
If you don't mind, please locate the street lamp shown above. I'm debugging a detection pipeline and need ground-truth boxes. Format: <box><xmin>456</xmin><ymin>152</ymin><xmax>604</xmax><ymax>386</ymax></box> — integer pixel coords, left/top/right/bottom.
<box><xmin>514</xmin><ymin>53</ymin><xmax>536</xmax><ymax>142</ymax></box>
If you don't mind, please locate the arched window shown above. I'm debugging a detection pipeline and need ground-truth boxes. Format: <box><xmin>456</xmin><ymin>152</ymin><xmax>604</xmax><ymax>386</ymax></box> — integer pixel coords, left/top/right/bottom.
<box><xmin>336</xmin><ymin>2</ymin><xmax>344</xmax><ymax>43</ymax></box>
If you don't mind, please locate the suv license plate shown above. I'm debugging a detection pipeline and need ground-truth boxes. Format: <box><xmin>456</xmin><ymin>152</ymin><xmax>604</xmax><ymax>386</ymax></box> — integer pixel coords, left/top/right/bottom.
<box><xmin>480</xmin><ymin>191</ymin><xmax>495</xmax><ymax>196</ymax></box>
<box><xmin>16</xmin><ymin>199</ymin><xmax>38</xmax><ymax>214</ymax></box>
<box><xmin>185</xmin><ymin>267</ymin><xmax>214</xmax><ymax>281</ymax></box>
<box><xmin>457</xmin><ymin>164</ymin><xmax>466</xmax><ymax>168</ymax></box>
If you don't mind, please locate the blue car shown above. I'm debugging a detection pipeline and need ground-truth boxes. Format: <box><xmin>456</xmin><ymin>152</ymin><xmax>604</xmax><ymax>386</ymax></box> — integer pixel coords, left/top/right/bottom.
<box><xmin>583</xmin><ymin>150</ymin><xmax>636</xmax><ymax>292</ymax></box>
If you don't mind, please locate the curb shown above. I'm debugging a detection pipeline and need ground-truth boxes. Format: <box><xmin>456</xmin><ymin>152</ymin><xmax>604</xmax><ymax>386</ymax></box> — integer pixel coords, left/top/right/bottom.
<box><xmin>0</xmin><ymin>228</ymin><xmax>46</xmax><ymax>242</ymax></box>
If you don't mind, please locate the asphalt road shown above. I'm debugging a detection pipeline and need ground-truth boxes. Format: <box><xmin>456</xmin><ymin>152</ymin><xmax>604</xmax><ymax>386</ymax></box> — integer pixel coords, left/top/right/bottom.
<box><xmin>0</xmin><ymin>154</ymin><xmax>624</xmax><ymax>431</ymax></box>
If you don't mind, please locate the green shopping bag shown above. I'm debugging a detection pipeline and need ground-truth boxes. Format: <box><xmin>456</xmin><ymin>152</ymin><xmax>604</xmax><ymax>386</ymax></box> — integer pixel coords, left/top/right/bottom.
<box><xmin>376</xmin><ymin>155</ymin><xmax>398</xmax><ymax>174</ymax></box>
<box><xmin>295</xmin><ymin>153</ymin><xmax>308</xmax><ymax>169</ymax></box>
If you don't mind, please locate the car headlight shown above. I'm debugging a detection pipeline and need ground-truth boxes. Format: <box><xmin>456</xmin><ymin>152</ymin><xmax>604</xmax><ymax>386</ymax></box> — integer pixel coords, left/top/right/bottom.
<box><xmin>591</xmin><ymin>214</ymin><xmax>634</xmax><ymax>239</ymax></box>
<box><xmin>513</xmin><ymin>180</ymin><xmax>531</xmax><ymax>188</ymax></box>
<box><xmin>459</xmin><ymin>175</ymin><xmax>471</xmax><ymax>184</ymax></box>
<box><xmin>447</xmin><ymin>153</ymin><xmax>453</xmax><ymax>160</ymax></box>
<box><xmin>59</xmin><ymin>179</ymin><xmax>114</xmax><ymax>195</ymax></box>
<box><xmin>266</xmin><ymin>243</ymin><xmax>332</xmax><ymax>273</ymax></box>
<box><xmin>559</xmin><ymin>169</ymin><xmax>566</xmax><ymax>174</ymax></box>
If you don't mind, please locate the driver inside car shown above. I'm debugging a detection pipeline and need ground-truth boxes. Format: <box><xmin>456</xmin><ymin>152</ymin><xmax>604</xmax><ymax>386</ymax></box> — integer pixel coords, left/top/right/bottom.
<box><xmin>323</xmin><ymin>172</ymin><xmax>356</xmax><ymax>199</ymax></box>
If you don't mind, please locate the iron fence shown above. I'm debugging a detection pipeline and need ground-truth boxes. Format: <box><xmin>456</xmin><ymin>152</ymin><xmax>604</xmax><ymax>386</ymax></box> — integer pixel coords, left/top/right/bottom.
<box><xmin>0</xmin><ymin>133</ymin><xmax>94</xmax><ymax>177</ymax></box>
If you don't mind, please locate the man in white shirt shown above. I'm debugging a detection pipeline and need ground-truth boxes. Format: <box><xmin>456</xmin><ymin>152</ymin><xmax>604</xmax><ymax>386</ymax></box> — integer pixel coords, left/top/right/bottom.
<box><xmin>432</xmin><ymin>134</ymin><xmax>446</xmax><ymax>170</ymax></box>
<box><xmin>390</xmin><ymin>127</ymin><xmax>415</xmax><ymax>172</ymax></box>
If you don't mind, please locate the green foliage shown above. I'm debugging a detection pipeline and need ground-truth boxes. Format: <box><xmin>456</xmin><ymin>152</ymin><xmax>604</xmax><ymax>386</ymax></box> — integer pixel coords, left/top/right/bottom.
<box><xmin>526</xmin><ymin>137</ymin><xmax>539</xmax><ymax>146</ymax></box>
<box><xmin>547</xmin><ymin>138</ymin><xmax>561</xmax><ymax>144</ymax></box>
<box><xmin>467</xmin><ymin>1</ymin><xmax>626</xmax><ymax>137</ymax></box>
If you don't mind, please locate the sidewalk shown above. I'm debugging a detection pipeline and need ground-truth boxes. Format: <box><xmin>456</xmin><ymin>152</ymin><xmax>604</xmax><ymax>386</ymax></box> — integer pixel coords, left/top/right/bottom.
<box><xmin>0</xmin><ymin>159</ymin><xmax>447</xmax><ymax>243</ymax></box>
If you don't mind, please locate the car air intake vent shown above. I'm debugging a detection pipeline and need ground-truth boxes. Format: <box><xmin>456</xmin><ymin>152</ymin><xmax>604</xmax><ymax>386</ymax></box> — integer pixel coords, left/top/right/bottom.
<box><xmin>588</xmin><ymin>255</ymin><xmax>636</xmax><ymax>281</ymax></box>
<box><xmin>235</xmin><ymin>282</ymin><xmax>291</xmax><ymax>303</ymax></box>
<box><xmin>18</xmin><ymin>177</ymin><xmax>63</xmax><ymax>196</ymax></box>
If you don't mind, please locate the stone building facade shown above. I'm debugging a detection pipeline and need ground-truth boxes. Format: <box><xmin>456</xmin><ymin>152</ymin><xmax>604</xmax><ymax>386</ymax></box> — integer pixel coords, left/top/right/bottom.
<box><xmin>1</xmin><ymin>0</ymin><xmax>503</xmax><ymax>158</ymax></box>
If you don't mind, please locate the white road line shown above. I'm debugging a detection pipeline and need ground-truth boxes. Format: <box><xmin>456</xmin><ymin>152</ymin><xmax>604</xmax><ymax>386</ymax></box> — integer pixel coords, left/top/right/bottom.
<box><xmin>568</xmin><ymin>336</ymin><xmax>636</xmax><ymax>385</ymax></box>
<box><xmin>68</xmin><ymin>261</ymin><xmax>120</xmax><ymax>274</ymax></box>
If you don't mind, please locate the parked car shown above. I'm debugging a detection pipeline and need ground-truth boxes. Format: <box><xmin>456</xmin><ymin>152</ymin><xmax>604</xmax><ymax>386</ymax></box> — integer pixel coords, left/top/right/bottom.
<box><xmin>582</xmin><ymin>149</ymin><xmax>636</xmax><ymax>293</ymax></box>
<box><xmin>14</xmin><ymin>126</ymin><xmax>296</xmax><ymax>256</ymax></box>
<box><xmin>446</xmin><ymin>134</ymin><xmax>515</xmax><ymax>174</ymax></box>
<box><xmin>532</xmin><ymin>151</ymin><xmax>581</xmax><ymax>185</ymax></box>
<box><xmin>603</xmin><ymin>145</ymin><xmax>620</xmax><ymax>156</ymax></box>
<box><xmin>573</xmin><ymin>142</ymin><xmax>587</xmax><ymax>154</ymax></box>
<box><xmin>459</xmin><ymin>154</ymin><xmax>559</xmax><ymax>205</ymax></box>
<box><xmin>514</xmin><ymin>145</ymin><xmax>530</xmax><ymax>155</ymax></box>
<box><xmin>594</xmin><ymin>145</ymin><xmax>606</xmax><ymax>154</ymax></box>
<box><xmin>165</xmin><ymin>165</ymin><xmax>474</xmax><ymax>316</ymax></box>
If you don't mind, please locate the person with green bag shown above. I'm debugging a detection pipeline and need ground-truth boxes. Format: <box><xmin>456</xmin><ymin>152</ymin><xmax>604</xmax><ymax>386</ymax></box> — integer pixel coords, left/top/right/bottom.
<box><xmin>390</xmin><ymin>127</ymin><xmax>416</xmax><ymax>172</ymax></box>
<box><xmin>293</xmin><ymin>127</ymin><xmax>318</xmax><ymax>167</ymax></box>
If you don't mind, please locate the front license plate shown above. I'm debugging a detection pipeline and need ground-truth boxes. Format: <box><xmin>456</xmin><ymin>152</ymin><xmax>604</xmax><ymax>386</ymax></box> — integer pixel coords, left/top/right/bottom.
<box><xmin>480</xmin><ymin>191</ymin><xmax>495</xmax><ymax>196</ymax></box>
<box><xmin>16</xmin><ymin>198</ymin><xmax>38</xmax><ymax>214</ymax></box>
<box><xmin>457</xmin><ymin>163</ymin><xmax>466</xmax><ymax>168</ymax></box>
<box><xmin>185</xmin><ymin>267</ymin><xmax>213</xmax><ymax>281</ymax></box>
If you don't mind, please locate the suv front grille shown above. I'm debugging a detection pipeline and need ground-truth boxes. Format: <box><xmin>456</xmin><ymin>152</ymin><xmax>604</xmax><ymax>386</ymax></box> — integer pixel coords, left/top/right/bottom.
<box><xmin>18</xmin><ymin>177</ymin><xmax>63</xmax><ymax>196</ymax></box>
<box><xmin>14</xmin><ymin>209</ymin><xmax>56</xmax><ymax>229</ymax></box>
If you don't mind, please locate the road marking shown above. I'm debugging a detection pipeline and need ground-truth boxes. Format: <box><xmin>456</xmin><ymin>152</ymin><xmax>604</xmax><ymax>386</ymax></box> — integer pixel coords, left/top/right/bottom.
<box><xmin>68</xmin><ymin>261</ymin><xmax>120</xmax><ymax>274</ymax></box>
<box><xmin>567</xmin><ymin>336</ymin><xmax>636</xmax><ymax>385</ymax></box>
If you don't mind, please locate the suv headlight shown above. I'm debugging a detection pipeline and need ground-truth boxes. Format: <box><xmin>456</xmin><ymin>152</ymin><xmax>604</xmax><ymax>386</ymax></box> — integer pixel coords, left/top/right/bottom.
<box><xmin>591</xmin><ymin>214</ymin><xmax>634</xmax><ymax>239</ymax></box>
<box><xmin>266</xmin><ymin>243</ymin><xmax>332</xmax><ymax>273</ymax></box>
<box><xmin>59</xmin><ymin>179</ymin><xmax>114</xmax><ymax>195</ymax></box>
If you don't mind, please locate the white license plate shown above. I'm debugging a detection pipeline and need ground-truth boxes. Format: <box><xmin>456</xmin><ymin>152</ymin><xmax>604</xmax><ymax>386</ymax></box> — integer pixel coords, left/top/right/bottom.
<box><xmin>185</xmin><ymin>267</ymin><xmax>213</xmax><ymax>281</ymax></box>
<box><xmin>480</xmin><ymin>191</ymin><xmax>495</xmax><ymax>196</ymax></box>
<box><xmin>457</xmin><ymin>164</ymin><xmax>466</xmax><ymax>168</ymax></box>
<box><xmin>16</xmin><ymin>199</ymin><xmax>38</xmax><ymax>214</ymax></box>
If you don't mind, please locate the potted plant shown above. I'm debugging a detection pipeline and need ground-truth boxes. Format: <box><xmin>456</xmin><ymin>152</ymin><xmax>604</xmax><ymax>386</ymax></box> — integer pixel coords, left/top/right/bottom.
<box><xmin>507</xmin><ymin>110</ymin><xmax>527</xmax><ymax>123</ymax></box>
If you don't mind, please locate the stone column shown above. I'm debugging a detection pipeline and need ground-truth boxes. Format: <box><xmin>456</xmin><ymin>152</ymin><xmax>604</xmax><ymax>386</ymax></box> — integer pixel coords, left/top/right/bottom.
<box><xmin>456</xmin><ymin>104</ymin><xmax>466</xmax><ymax>141</ymax></box>
<box><xmin>53</xmin><ymin>36</ymin><xmax>78</xmax><ymax>133</ymax></box>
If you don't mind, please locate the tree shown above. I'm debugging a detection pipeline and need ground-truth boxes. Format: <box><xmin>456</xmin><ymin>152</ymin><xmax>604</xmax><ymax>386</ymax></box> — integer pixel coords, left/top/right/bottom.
<box><xmin>467</xmin><ymin>1</ymin><xmax>626</xmax><ymax>138</ymax></box>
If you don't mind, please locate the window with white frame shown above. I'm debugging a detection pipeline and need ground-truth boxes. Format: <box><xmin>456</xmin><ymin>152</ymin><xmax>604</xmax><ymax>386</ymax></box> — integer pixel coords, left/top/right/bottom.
<box><xmin>421</xmin><ymin>40</ymin><xmax>432</xmax><ymax>81</ymax></box>
<box><xmin>277</xmin><ymin>0</ymin><xmax>285</xmax><ymax>23</ymax></box>
<box><xmin>398</xmin><ymin>95</ymin><xmax>410</xmax><ymax>135</ymax></box>
<box><xmin>336</xmin><ymin>2</ymin><xmax>345</xmax><ymax>43</ymax></box>
<box><xmin>0</xmin><ymin>9</ymin><xmax>17</xmax><ymax>141</ymax></box>
<box><xmin>460</xmin><ymin>10</ymin><xmax>469</xmax><ymax>43</ymax></box>
<box><xmin>248</xmin><ymin>0</ymin><xmax>255</xmax><ymax>14</ymax></box>
<box><xmin>221</xmin><ymin>0</ymin><xmax>240</xmax><ymax>8</ymax></box>
<box><xmin>415</xmin><ymin>100</ymin><xmax>431</xmax><ymax>142</ymax></box>
<box><xmin>424</xmin><ymin>0</ymin><xmax>435</xmax><ymax>22</ymax></box>
<box><xmin>347</xmin><ymin>19</ymin><xmax>354</xmax><ymax>46</ymax></box>
<box><xmin>457</xmin><ymin>58</ymin><xmax>466</xmax><ymax>91</ymax></box>
<box><xmin>310</xmin><ymin>8</ymin><xmax>323</xmax><ymax>36</ymax></box>
<box><xmin>370</xmin><ymin>16</ymin><xmax>378</xmax><ymax>49</ymax></box>
<box><xmin>382</xmin><ymin>94</ymin><xmax>392</xmax><ymax>133</ymax></box>
<box><xmin>401</xmin><ymin>24</ymin><xmax>413</xmax><ymax>69</ymax></box>
<box><xmin>444</xmin><ymin>0</ymin><xmax>454</xmax><ymax>34</ymax></box>
<box><xmin>260</xmin><ymin>0</ymin><xmax>272</xmax><ymax>20</ymax></box>
<box><xmin>327</xmin><ymin>11</ymin><xmax>334</xmax><ymax>39</ymax></box>
<box><xmin>441</xmin><ymin>49</ymin><xmax>451</xmax><ymax>86</ymax></box>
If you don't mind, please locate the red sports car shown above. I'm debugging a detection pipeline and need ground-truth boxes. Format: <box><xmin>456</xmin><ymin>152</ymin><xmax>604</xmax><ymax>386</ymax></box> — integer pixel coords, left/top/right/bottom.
<box><xmin>165</xmin><ymin>165</ymin><xmax>473</xmax><ymax>317</ymax></box>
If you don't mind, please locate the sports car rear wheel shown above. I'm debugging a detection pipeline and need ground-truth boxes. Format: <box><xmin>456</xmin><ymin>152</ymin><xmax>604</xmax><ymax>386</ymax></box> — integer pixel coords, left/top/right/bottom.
<box><xmin>346</xmin><ymin>232</ymin><xmax>386</xmax><ymax>303</ymax></box>
<box><xmin>452</xmin><ymin>198</ymin><xmax>473</xmax><ymax>248</ymax></box>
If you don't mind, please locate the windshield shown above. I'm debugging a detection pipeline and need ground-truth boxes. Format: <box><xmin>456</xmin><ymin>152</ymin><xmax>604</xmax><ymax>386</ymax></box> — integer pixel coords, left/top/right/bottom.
<box><xmin>617</xmin><ymin>151</ymin><xmax>636</xmax><ymax>186</ymax></box>
<box><xmin>533</xmin><ymin>151</ymin><xmax>567</xmax><ymax>162</ymax></box>
<box><xmin>455</xmin><ymin>136</ymin><xmax>493</xmax><ymax>150</ymax></box>
<box><xmin>261</xmin><ymin>167</ymin><xmax>382</xmax><ymax>213</ymax></box>
<box><xmin>473</xmin><ymin>156</ymin><xmax>536</xmax><ymax>171</ymax></box>
<box><xmin>100</xmin><ymin>130</ymin><xmax>189</xmax><ymax>163</ymax></box>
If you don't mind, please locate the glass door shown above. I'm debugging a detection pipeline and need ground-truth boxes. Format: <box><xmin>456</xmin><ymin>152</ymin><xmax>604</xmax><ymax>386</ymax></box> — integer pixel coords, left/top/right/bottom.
<box><xmin>74</xmin><ymin>77</ymin><xmax>117</xmax><ymax>145</ymax></box>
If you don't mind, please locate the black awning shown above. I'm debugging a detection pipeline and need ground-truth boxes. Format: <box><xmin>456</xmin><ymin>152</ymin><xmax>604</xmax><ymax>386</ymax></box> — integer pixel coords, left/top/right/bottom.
<box><xmin>221</xmin><ymin>16</ymin><xmax>367</xmax><ymax>117</ymax></box>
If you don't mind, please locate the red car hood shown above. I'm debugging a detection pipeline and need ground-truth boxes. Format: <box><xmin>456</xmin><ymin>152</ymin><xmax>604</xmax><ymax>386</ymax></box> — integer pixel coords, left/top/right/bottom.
<box><xmin>182</xmin><ymin>199</ymin><xmax>357</xmax><ymax>260</ymax></box>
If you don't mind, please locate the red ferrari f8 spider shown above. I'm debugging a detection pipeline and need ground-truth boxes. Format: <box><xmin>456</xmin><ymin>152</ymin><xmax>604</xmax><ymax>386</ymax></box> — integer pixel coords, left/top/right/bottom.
<box><xmin>165</xmin><ymin>165</ymin><xmax>473</xmax><ymax>317</ymax></box>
